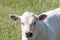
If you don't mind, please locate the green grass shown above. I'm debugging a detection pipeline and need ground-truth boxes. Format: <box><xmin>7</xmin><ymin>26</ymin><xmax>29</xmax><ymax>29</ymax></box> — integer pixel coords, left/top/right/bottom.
<box><xmin>0</xmin><ymin>0</ymin><xmax>60</xmax><ymax>40</ymax></box>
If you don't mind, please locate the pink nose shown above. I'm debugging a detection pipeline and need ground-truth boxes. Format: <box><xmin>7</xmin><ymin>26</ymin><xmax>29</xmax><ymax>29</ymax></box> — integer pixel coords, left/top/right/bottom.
<box><xmin>25</xmin><ymin>32</ymin><xmax>33</xmax><ymax>38</ymax></box>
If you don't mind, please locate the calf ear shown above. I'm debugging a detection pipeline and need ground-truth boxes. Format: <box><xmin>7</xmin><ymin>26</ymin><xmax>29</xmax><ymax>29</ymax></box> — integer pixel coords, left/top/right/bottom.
<box><xmin>38</xmin><ymin>14</ymin><xmax>47</xmax><ymax>20</ymax></box>
<box><xmin>10</xmin><ymin>14</ymin><xmax>21</xmax><ymax>21</ymax></box>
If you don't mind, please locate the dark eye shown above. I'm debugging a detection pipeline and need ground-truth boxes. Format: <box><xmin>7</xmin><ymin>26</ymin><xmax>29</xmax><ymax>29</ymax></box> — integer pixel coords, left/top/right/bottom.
<box><xmin>33</xmin><ymin>22</ymin><xmax>36</xmax><ymax>25</ymax></box>
<box><xmin>22</xmin><ymin>22</ymin><xmax>25</xmax><ymax>25</ymax></box>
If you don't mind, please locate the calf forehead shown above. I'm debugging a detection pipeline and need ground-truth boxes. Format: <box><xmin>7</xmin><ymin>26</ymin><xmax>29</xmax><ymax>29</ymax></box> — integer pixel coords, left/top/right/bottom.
<box><xmin>21</xmin><ymin>12</ymin><xmax>36</xmax><ymax>23</ymax></box>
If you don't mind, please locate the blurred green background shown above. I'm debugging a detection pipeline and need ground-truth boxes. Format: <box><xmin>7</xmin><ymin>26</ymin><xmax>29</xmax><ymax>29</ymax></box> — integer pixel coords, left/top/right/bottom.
<box><xmin>0</xmin><ymin>0</ymin><xmax>60</xmax><ymax>40</ymax></box>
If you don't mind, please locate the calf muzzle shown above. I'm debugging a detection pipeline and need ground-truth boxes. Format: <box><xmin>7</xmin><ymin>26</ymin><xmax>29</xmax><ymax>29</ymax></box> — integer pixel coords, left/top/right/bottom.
<box><xmin>25</xmin><ymin>32</ymin><xmax>33</xmax><ymax>38</ymax></box>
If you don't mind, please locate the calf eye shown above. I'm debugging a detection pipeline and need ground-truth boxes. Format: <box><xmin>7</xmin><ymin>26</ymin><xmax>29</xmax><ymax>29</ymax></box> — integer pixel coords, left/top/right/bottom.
<box><xmin>22</xmin><ymin>23</ymin><xmax>25</xmax><ymax>25</ymax></box>
<box><xmin>33</xmin><ymin>22</ymin><xmax>36</xmax><ymax>25</ymax></box>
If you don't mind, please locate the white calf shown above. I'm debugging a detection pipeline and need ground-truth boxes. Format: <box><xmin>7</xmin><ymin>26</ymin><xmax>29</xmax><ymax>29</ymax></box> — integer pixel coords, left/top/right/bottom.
<box><xmin>10</xmin><ymin>8</ymin><xmax>60</xmax><ymax>40</ymax></box>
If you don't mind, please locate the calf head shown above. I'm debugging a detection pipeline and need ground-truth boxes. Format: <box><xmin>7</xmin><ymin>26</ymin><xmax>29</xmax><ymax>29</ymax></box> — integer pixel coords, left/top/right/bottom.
<box><xmin>10</xmin><ymin>12</ymin><xmax>47</xmax><ymax>38</ymax></box>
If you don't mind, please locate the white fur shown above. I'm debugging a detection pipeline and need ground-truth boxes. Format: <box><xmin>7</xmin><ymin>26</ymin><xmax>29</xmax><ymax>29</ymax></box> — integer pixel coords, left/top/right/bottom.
<box><xmin>10</xmin><ymin>8</ymin><xmax>60</xmax><ymax>40</ymax></box>
<box><xmin>42</xmin><ymin>8</ymin><xmax>60</xmax><ymax>40</ymax></box>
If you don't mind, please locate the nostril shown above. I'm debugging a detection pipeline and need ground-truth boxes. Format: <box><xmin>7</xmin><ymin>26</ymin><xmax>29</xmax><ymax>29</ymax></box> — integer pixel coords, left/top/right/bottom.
<box><xmin>30</xmin><ymin>33</ymin><xmax>33</xmax><ymax>36</ymax></box>
<box><xmin>26</xmin><ymin>32</ymin><xmax>33</xmax><ymax>38</ymax></box>
<box><xmin>26</xmin><ymin>33</ymin><xmax>28</xmax><ymax>35</ymax></box>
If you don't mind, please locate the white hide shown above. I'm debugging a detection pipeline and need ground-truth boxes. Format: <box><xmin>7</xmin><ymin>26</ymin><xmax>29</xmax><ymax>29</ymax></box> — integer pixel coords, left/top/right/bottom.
<box><xmin>42</xmin><ymin>8</ymin><xmax>60</xmax><ymax>40</ymax></box>
<box><xmin>10</xmin><ymin>8</ymin><xmax>60</xmax><ymax>40</ymax></box>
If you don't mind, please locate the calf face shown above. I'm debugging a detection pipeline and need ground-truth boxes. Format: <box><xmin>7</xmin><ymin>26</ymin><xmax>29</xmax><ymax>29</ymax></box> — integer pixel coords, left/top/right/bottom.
<box><xmin>10</xmin><ymin>11</ymin><xmax>47</xmax><ymax>38</ymax></box>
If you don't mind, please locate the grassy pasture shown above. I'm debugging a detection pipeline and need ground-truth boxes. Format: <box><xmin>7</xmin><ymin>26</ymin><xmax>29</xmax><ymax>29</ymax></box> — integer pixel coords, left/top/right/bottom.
<box><xmin>0</xmin><ymin>0</ymin><xmax>60</xmax><ymax>40</ymax></box>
